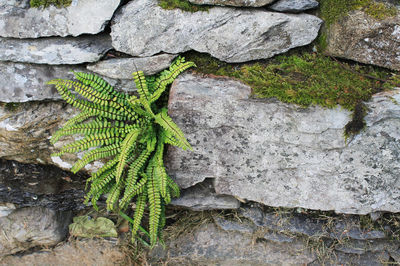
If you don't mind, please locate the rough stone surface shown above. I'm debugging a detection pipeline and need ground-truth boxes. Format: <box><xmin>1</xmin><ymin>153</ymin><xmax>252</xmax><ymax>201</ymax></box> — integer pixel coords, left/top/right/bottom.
<box><xmin>0</xmin><ymin>203</ymin><xmax>16</xmax><ymax>218</ymax></box>
<box><xmin>166</xmin><ymin>73</ymin><xmax>400</xmax><ymax>214</ymax></box>
<box><xmin>0</xmin><ymin>0</ymin><xmax>121</xmax><ymax>38</ymax></box>
<box><xmin>171</xmin><ymin>178</ymin><xmax>240</xmax><ymax>210</ymax></box>
<box><xmin>87</xmin><ymin>54</ymin><xmax>177</xmax><ymax>79</ymax></box>
<box><xmin>111</xmin><ymin>0</ymin><xmax>322</xmax><ymax>63</ymax></box>
<box><xmin>188</xmin><ymin>0</ymin><xmax>274</xmax><ymax>7</ymax></box>
<box><xmin>0</xmin><ymin>159</ymin><xmax>87</xmax><ymax>211</ymax></box>
<box><xmin>0</xmin><ymin>35</ymin><xmax>112</xmax><ymax>65</ymax></box>
<box><xmin>0</xmin><ymin>239</ymin><xmax>127</xmax><ymax>265</ymax></box>
<box><xmin>325</xmin><ymin>10</ymin><xmax>400</xmax><ymax>71</ymax></box>
<box><xmin>269</xmin><ymin>0</ymin><xmax>319</xmax><ymax>12</ymax></box>
<box><xmin>150</xmin><ymin>222</ymin><xmax>316</xmax><ymax>265</ymax></box>
<box><xmin>0</xmin><ymin>62</ymin><xmax>136</xmax><ymax>102</ymax></box>
<box><xmin>239</xmin><ymin>205</ymin><xmax>389</xmax><ymax>241</ymax></box>
<box><xmin>0</xmin><ymin>207</ymin><xmax>72</xmax><ymax>256</ymax></box>
<box><xmin>0</xmin><ymin>101</ymin><xmax>78</xmax><ymax>165</ymax></box>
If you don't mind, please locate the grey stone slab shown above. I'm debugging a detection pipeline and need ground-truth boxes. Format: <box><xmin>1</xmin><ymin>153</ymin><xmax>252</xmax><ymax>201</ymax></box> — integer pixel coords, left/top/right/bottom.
<box><xmin>87</xmin><ymin>54</ymin><xmax>177</xmax><ymax>79</ymax></box>
<box><xmin>0</xmin><ymin>61</ymin><xmax>136</xmax><ymax>102</ymax></box>
<box><xmin>188</xmin><ymin>0</ymin><xmax>275</xmax><ymax>7</ymax></box>
<box><xmin>0</xmin><ymin>0</ymin><xmax>121</xmax><ymax>38</ymax></box>
<box><xmin>0</xmin><ymin>34</ymin><xmax>112</xmax><ymax>65</ymax></box>
<box><xmin>166</xmin><ymin>73</ymin><xmax>400</xmax><ymax>214</ymax></box>
<box><xmin>111</xmin><ymin>0</ymin><xmax>322</xmax><ymax>63</ymax></box>
<box><xmin>269</xmin><ymin>0</ymin><xmax>319</xmax><ymax>13</ymax></box>
<box><xmin>170</xmin><ymin>178</ymin><xmax>240</xmax><ymax>210</ymax></box>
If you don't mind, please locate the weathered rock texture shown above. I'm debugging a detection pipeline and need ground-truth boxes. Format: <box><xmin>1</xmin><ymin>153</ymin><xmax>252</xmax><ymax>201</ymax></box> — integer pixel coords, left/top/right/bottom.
<box><xmin>0</xmin><ymin>207</ymin><xmax>72</xmax><ymax>256</ymax></box>
<box><xmin>87</xmin><ymin>54</ymin><xmax>177</xmax><ymax>79</ymax></box>
<box><xmin>269</xmin><ymin>0</ymin><xmax>319</xmax><ymax>12</ymax></box>
<box><xmin>166</xmin><ymin>73</ymin><xmax>400</xmax><ymax>215</ymax></box>
<box><xmin>0</xmin><ymin>62</ymin><xmax>136</xmax><ymax>102</ymax></box>
<box><xmin>0</xmin><ymin>35</ymin><xmax>112</xmax><ymax>65</ymax></box>
<box><xmin>0</xmin><ymin>101</ymin><xmax>78</xmax><ymax>164</ymax></box>
<box><xmin>188</xmin><ymin>0</ymin><xmax>274</xmax><ymax>7</ymax></box>
<box><xmin>111</xmin><ymin>0</ymin><xmax>322</xmax><ymax>63</ymax></box>
<box><xmin>170</xmin><ymin>178</ymin><xmax>240</xmax><ymax>210</ymax></box>
<box><xmin>151</xmin><ymin>220</ymin><xmax>316</xmax><ymax>265</ymax></box>
<box><xmin>0</xmin><ymin>159</ymin><xmax>87</xmax><ymax>211</ymax></box>
<box><xmin>325</xmin><ymin>10</ymin><xmax>400</xmax><ymax>71</ymax></box>
<box><xmin>0</xmin><ymin>239</ymin><xmax>127</xmax><ymax>265</ymax></box>
<box><xmin>0</xmin><ymin>0</ymin><xmax>121</xmax><ymax>38</ymax></box>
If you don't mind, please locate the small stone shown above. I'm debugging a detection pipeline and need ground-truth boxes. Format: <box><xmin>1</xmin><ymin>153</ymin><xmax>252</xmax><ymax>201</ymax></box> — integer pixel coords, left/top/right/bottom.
<box><xmin>269</xmin><ymin>0</ymin><xmax>319</xmax><ymax>13</ymax></box>
<box><xmin>0</xmin><ymin>203</ymin><xmax>16</xmax><ymax>218</ymax></box>
<box><xmin>69</xmin><ymin>216</ymin><xmax>118</xmax><ymax>238</ymax></box>
<box><xmin>188</xmin><ymin>0</ymin><xmax>275</xmax><ymax>7</ymax></box>
<box><xmin>87</xmin><ymin>54</ymin><xmax>177</xmax><ymax>79</ymax></box>
<box><xmin>170</xmin><ymin>178</ymin><xmax>240</xmax><ymax>210</ymax></box>
<box><xmin>0</xmin><ymin>207</ymin><xmax>72</xmax><ymax>256</ymax></box>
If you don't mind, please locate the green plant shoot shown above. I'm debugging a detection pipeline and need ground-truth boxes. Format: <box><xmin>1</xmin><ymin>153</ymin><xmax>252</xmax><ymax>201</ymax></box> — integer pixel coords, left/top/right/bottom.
<box><xmin>48</xmin><ymin>57</ymin><xmax>195</xmax><ymax>247</ymax></box>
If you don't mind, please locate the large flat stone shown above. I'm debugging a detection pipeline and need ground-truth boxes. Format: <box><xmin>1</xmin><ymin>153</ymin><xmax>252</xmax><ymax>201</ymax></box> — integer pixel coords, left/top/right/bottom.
<box><xmin>166</xmin><ymin>73</ymin><xmax>400</xmax><ymax>214</ymax></box>
<box><xmin>325</xmin><ymin>9</ymin><xmax>400</xmax><ymax>71</ymax></box>
<box><xmin>0</xmin><ymin>0</ymin><xmax>121</xmax><ymax>38</ymax></box>
<box><xmin>0</xmin><ymin>62</ymin><xmax>136</xmax><ymax>102</ymax></box>
<box><xmin>0</xmin><ymin>35</ymin><xmax>112</xmax><ymax>65</ymax></box>
<box><xmin>111</xmin><ymin>0</ymin><xmax>322</xmax><ymax>63</ymax></box>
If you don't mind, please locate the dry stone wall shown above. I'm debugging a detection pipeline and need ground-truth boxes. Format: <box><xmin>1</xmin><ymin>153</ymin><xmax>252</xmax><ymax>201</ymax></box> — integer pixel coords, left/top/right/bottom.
<box><xmin>0</xmin><ymin>0</ymin><xmax>400</xmax><ymax>264</ymax></box>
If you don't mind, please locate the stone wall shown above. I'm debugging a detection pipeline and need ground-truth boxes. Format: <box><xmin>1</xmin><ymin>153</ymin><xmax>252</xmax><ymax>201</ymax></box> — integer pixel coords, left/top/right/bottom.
<box><xmin>1</xmin><ymin>0</ymin><xmax>400</xmax><ymax>264</ymax></box>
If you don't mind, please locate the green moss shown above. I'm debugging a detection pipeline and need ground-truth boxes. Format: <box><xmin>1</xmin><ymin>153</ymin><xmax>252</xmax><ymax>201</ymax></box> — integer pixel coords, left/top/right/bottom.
<box><xmin>30</xmin><ymin>0</ymin><xmax>72</xmax><ymax>8</ymax></box>
<box><xmin>158</xmin><ymin>0</ymin><xmax>209</xmax><ymax>12</ymax></box>
<box><xmin>185</xmin><ymin>51</ymin><xmax>396</xmax><ymax>111</ymax></box>
<box><xmin>4</xmin><ymin>102</ymin><xmax>20</xmax><ymax>112</ymax></box>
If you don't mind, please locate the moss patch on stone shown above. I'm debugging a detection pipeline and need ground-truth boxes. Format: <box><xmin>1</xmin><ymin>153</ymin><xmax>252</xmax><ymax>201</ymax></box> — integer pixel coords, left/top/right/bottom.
<box><xmin>184</xmin><ymin>51</ymin><xmax>396</xmax><ymax>111</ymax></box>
<box><xmin>158</xmin><ymin>0</ymin><xmax>209</xmax><ymax>12</ymax></box>
<box><xmin>30</xmin><ymin>0</ymin><xmax>72</xmax><ymax>8</ymax></box>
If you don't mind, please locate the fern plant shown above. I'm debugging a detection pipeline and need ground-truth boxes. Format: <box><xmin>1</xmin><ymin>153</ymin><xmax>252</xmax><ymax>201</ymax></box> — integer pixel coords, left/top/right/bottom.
<box><xmin>48</xmin><ymin>57</ymin><xmax>195</xmax><ymax>247</ymax></box>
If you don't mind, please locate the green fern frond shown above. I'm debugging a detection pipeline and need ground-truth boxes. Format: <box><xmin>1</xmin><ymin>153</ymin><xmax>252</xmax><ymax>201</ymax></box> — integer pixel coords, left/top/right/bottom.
<box><xmin>49</xmin><ymin>57</ymin><xmax>194</xmax><ymax>248</ymax></box>
<box><xmin>155</xmin><ymin>108</ymin><xmax>192</xmax><ymax>151</ymax></box>
<box><xmin>131</xmin><ymin>191</ymin><xmax>147</xmax><ymax>241</ymax></box>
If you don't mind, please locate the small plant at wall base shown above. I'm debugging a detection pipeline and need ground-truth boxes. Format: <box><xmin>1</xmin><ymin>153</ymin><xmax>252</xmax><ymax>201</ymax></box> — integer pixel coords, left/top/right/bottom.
<box><xmin>48</xmin><ymin>57</ymin><xmax>195</xmax><ymax>247</ymax></box>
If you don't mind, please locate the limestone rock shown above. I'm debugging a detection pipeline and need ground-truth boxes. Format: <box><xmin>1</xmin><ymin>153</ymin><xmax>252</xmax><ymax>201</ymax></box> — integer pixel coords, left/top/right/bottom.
<box><xmin>166</xmin><ymin>73</ymin><xmax>400</xmax><ymax>214</ymax></box>
<box><xmin>0</xmin><ymin>35</ymin><xmax>112</xmax><ymax>65</ymax></box>
<box><xmin>150</xmin><ymin>222</ymin><xmax>316</xmax><ymax>265</ymax></box>
<box><xmin>0</xmin><ymin>62</ymin><xmax>136</xmax><ymax>102</ymax></box>
<box><xmin>269</xmin><ymin>0</ymin><xmax>319</xmax><ymax>13</ymax></box>
<box><xmin>170</xmin><ymin>178</ymin><xmax>240</xmax><ymax>210</ymax></box>
<box><xmin>0</xmin><ymin>101</ymin><xmax>79</xmax><ymax>165</ymax></box>
<box><xmin>0</xmin><ymin>239</ymin><xmax>127</xmax><ymax>265</ymax></box>
<box><xmin>188</xmin><ymin>0</ymin><xmax>275</xmax><ymax>7</ymax></box>
<box><xmin>0</xmin><ymin>0</ymin><xmax>121</xmax><ymax>38</ymax></box>
<box><xmin>0</xmin><ymin>207</ymin><xmax>72</xmax><ymax>256</ymax></box>
<box><xmin>87</xmin><ymin>54</ymin><xmax>177</xmax><ymax>79</ymax></box>
<box><xmin>325</xmin><ymin>10</ymin><xmax>400</xmax><ymax>71</ymax></box>
<box><xmin>111</xmin><ymin>0</ymin><xmax>322</xmax><ymax>63</ymax></box>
